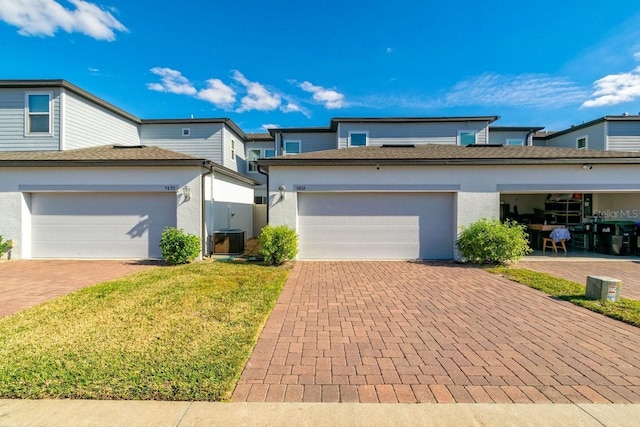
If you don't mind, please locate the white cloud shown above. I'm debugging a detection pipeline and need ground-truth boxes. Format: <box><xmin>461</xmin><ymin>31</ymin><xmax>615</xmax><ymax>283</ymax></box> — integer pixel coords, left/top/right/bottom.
<box><xmin>0</xmin><ymin>0</ymin><xmax>127</xmax><ymax>41</ymax></box>
<box><xmin>261</xmin><ymin>123</ymin><xmax>279</xmax><ymax>131</ymax></box>
<box><xmin>196</xmin><ymin>78</ymin><xmax>236</xmax><ymax>109</ymax></box>
<box><xmin>634</xmin><ymin>52</ymin><xmax>640</xmax><ymax>62</ymax></box>
<box><xmin>232</xmin><ymin>70</ymin><xmax>281</xmax><ymax>112</ymax></box>
<box><xmin>299</xmin><ymin>81</ymin><xmax>346</xmax><ymax>109</ymax></box>
<box><xmin>582</xmin><ymin>65</ymin><xmax>640</xmax><ymax>108</ymax></box>
<box><xmin>445</xmin><ymin>73</ymin><xmax>588</xmax><ymax>108</ymax></box>
<box><xmin>147</xmin><ymin>67</ymin><xmax>197</xmax><ymax>95</ymax></box>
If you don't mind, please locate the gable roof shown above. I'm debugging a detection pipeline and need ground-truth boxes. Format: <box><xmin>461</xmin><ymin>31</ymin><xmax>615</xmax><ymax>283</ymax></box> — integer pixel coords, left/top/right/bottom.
<box><xmin>258</xmin><ymin>144</ymin><xmax>640</xmax><ymax>167</ymax></box>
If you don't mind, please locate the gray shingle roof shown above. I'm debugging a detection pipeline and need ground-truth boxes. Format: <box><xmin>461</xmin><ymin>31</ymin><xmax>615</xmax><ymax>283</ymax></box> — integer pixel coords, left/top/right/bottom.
<box><xmin>258</xmin><ymin>144</ymin><xmax>640</xmax><ymax>167</ymax></box>
<box><xmin>0</xmin><ymin>145</ymin><xmax>205</xmax><ymax>165</ymax></box>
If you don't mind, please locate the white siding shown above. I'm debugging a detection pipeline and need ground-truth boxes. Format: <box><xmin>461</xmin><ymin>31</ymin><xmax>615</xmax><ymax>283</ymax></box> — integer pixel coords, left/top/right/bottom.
<box><xmin>140</xmin><ymin>123</ymin><xmax>224</xmax><ymax>163</ymax></box>
<box><xmin>337</xmin><ymin>121</ymin><xmax>490</xmax><ymax>148</ymax></box>
<box><xmin>64</xmin><ymin>90</ymin><xmax>140</xmax><ymax>149</ymax></box>
<box><xmin>545</xmin><ymin>122</ymin><xmax>606</xmax><ymax>150</ymax></box>
<box><xmin>0</xmin><ymin>88</ymin><xmax>61</xmax><ymax>151</ymax></box>
<box><xmin>608</xmin><ymin>121</ymin><xmax>640</xmax><ymax>152</ymax></box>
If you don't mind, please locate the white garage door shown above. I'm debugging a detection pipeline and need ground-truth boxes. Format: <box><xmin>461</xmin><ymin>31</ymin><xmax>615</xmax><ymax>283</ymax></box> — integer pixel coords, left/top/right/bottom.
<box><xmin>297</xmin><ymin>192</ymin><xmax>454</xmax><ymax>260</ymax></box>
<box><xmin>31</xmin><ymin>192</ymin><xmax>177</xmax><ymax>259</ymax></box>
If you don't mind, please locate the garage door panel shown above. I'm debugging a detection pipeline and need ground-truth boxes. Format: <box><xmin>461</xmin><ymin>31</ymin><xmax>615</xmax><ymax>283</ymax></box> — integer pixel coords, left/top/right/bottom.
<box><xmin>298</xmin><ymin>192</ymin><xmax>453</xmax><ymax>260</ymax></box>
<box><xmin>31</xmin><ymin>193</ymin><xmax>176</xmax><ymax>259</ymax></box>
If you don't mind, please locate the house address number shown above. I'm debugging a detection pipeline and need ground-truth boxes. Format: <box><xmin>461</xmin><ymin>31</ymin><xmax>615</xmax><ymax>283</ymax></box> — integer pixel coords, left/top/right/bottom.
<box><xmin>294</xmin><ymin>185</ymin><xmax>306</xmax><ymax>191</ymax></box>
<box><xmin>164</xmin><ymin>185</ymin><xmax>179</xmax><ymax>191</ymax></box>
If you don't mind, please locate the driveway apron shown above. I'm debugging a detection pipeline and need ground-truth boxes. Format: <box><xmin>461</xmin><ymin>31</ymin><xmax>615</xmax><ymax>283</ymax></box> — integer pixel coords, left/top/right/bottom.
<box><xmin>233</xmin><ymin>261</ymin><xmax>640</xmax><ymax>403</ymax></box>
<box><xmin>0</xmin><ymin>260</ymin><xmax>157</xmax><ymax>318</ymax></box>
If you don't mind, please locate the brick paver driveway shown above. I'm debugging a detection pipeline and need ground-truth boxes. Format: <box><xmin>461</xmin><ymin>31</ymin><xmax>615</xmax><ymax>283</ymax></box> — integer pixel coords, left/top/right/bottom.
<box><xmin>518</xmin><ymin>260</ymin><xmax>640</xmax><ymax>301</ymax></box>
<box><xmin>233</xmin><ymin>261</ymin><xmax>640</xmax><ymax>403</ymax></box>
<box><xmin>0</xmin><ymin>260</ymin><xmax>158</xmax><ymax>318</ymax></box>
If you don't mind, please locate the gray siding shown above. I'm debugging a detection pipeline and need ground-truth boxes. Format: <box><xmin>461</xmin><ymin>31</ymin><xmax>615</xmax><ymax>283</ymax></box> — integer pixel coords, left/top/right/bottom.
<box><xmin>545</xmin><ymin>122</ymin><xmax>606</xmax><ymax>150</ymax></box>
<box><xmin>337</xmin><ymin>122</ymin><xmax>489</xmax><ymax>148</ymax></box>
<box><xmin>0</xmin><ymin>88</ymin><xmax>61</xmax><ymax>151</ymax></box>
<box><xmin>607</xmin><ymin>121</ymin><xmax>640</xmax><ymax>152</ymax></box>
<box><xmin>281</xmin><ymin>132</ymin><xmax>336</xmax><ymax>154</ymax></box>
<box><xmin>245</xmin><ymin>140</ymin><xmax>276</xmax><ymax>185</ymax></box>
<box><xmin>488</xmin><ymin>130</ymin><xmax>529</xmax><ymax>145</ymax></box>
<box><xmin>222</xmin><ymin>126</ymin><xmax>245</xmax><ymax>172</ymax></box>
<box><xmin>64</xmin><ymin>90</ymin><xmax>140</xmax><ymax>149</ymax></box>
<box><xmin>140</xmin><ymin>123</ymin><xmax>224</xmax><ymax>163</ymax></box>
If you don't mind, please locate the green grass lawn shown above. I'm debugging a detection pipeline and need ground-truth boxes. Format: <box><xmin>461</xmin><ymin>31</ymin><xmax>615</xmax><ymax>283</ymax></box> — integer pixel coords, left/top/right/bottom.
<box><xmin>0</xmin><ymin>260</ymin><xmax>290</xmax><ymax>401</ymax></box>
<box><xmin>488</xmin><ymin>266</ymin><xmax>640</xmax><ymax>328</ymax></box>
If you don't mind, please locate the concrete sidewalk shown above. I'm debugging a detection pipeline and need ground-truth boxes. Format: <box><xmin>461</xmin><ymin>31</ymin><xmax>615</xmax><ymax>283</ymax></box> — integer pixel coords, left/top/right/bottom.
<box><xmin>0</xmin><ymin>400</ymin><xmax>640</xmax><ymax>427</ymax></box>
<box><xmin>1</xmin><ymin>400</ymin><xmax>640</xmax><ymax>426</ymax></box>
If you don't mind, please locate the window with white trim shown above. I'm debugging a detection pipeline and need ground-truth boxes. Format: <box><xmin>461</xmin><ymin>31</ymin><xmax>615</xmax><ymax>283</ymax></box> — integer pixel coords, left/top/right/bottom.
<box><xmin>577</xmin><ymin>136</ymin><xmax>587</xmax><ymax>149</ymax></box>
<box><xmin>231</xmin><ymin>140</ymin><xmax>236</xmax><ymax>159</ymax></box>
<box><xmin>349</xmin><ymin>131</ymin><xmax>368</xmax><ymax>147</ymax></box>
<box><xmin>25</xmin><ymin>92</ymin><xmax>52</xmax><ymax>135</ymax></box>
<box><xmin>284</xmin><ymin>140</ymin><xmax>301</xmax><ymax>155</ymax></box>
<box><xmin>248</xmin><ymin>149</ymin><xmax>261</xmax><ymax>172</ymax></box>
<box><xmin>458</xmin><ymin>130</ymin><xmax>476</xmax><ymax>145</ymax></box>
<box><xmin>182</xmin><ymin>128</ymin><xmax>190</xmax><ymax>137</ymax></box>
<box><xmin>506</xmin><ymin>139</ymin><xmax>524</xmax><ymax>146</ymax></box>
<box><xmin>264</xmin><ymin>148</ymin><xmax>275</xmax><ymax>158</ymax></box>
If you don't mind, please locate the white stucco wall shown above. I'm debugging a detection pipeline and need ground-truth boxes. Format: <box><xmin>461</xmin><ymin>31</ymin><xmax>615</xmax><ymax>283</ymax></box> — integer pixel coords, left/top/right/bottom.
<box><xmin>0</xmin><ymin>166</ymin><xmax>203</xmax><ymax>259</ymax></box>
<box><xmin>266</xmin><ymin>163</ymin><xmax>640</xmax><ymax>259</ymax></box>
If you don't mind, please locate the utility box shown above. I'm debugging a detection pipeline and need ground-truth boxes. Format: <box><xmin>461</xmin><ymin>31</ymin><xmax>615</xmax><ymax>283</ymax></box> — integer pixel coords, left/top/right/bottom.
<box><xmin>586</xmin><ymin>276</ymin><xmax>621</xmax><ymax>302</ymax></box>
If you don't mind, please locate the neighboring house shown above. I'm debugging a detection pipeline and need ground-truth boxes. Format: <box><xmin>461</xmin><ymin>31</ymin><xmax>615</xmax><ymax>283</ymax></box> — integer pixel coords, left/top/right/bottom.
<box><xmin>0</xmin><ymin>80</ymin><xmax>257</xmax><ymax>260</ymax></box>
<box><xmin>535</xmin><ymin>115</ymin><xmax>640</xmax><ymax>152</ymax></box>
<box><xmin>3</xmin><ymin>78</ymin><xmax>640</xmax><ymax>261</ymax></box>
<box><xmin>258</xmin><ymin>145</ymin><xmax>640</xmax><ymax>260</ymax></box>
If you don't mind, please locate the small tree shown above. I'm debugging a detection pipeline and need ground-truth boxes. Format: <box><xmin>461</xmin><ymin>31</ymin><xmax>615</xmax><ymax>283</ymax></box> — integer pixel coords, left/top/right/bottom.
<box><xmin>159</xmin><ymin>227</ymin><xmax>201</xmax><ymax>265</ymax></box>
<box><xmin>259</xmin><ymin>225</ymin><xmax>298</xmax><ymax>266</ymax></box>
<box><xmin>456</xmin><ymin>218</ymin><xmax>531</xmax><ymax>265</ymax></box>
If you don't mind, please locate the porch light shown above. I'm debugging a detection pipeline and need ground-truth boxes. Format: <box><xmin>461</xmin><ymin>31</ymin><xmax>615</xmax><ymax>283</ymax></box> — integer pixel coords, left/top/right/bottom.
<box><xmin>582</xmin><ymin>164</ymin><xmax>593</xmax><ymax>170</ymax></box>
<box><xmin>278</xmin><ymin>184</ymin><xmax>286</xmax><ymax>201</ymax></box>
<box><xmin>182</xmin><ymin>185</ymin><xmax>191</xmax><ymax>201</ymax></box>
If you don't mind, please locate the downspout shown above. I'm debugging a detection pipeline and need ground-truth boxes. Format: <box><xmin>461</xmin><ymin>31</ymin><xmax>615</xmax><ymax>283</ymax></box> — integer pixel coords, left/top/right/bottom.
<box><xmin>202</xmin><ymin>161</ymin><xmax>215</xmax><ymax>256</ymax></box>
<box><xmin>525</xmin><ymin>129</ymin><xmax>536</xmax><ymax>146</ymax></box>
<box><xmin>258</xmin><ymin>165</ymin><xmax>269</xmax><ymax>223</ymax></box>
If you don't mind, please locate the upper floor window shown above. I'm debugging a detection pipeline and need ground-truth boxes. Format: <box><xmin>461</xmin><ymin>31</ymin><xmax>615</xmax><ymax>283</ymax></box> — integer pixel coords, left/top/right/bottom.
<box><xmin>248</xmin><ymin>149</ymin><xmax>261</xmax><ymax>173</ymax></box>
<box><xmin>182</xmin><ymin>128</ymin><xmax>190</xmax><ymax>137</ymax></box>
<box><xmin>231</xmin><ymin>140</ymin><xmax>236</xmax><ymax>159</ymax></box>
<box><xmin>349</xmin><ymin>131</ymin><xmax>368</xmax><ymax>147</ymax></box>
<box><xmin>577</xmin><ymin>136</ymin><xmax>587</xmax><ymax>149</ymax></box>
<box><xmin>284</xmin><ymin>140</ymin><xmax>301</xmax><ymax>155</ymax></box>
<box><xmin>506</xmin><ymin>139</ymin><xmax>524</xmax><ymax>146</ymax></box>
<box><xmin>264</xmin><ymin>148</ymin><xmax>275</xmax><ymax>158</ymax></box>
<box><xmin>25</xmin><ymin>92</ymin><xmax>52</xmax><ymax>135</ymax></box>
<box><xmin>458</xmin><ymin>130</ymin><xmax>476</xmax><ymax>145</ymax></box>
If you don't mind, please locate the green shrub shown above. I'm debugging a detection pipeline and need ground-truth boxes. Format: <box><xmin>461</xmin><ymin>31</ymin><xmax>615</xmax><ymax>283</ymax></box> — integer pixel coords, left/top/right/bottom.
<box><xmin>456</xmin><ymin>218</ymin><xmax>531</xmax><ymax>265</ymax></box>
<box><xmin>0</xmin><ymin>235</ymin><xmax>12</xmax><ymax>256</ymax></box>
<box><xmin>258</xmin><ymin>225</ymin><xmax>298</xmax><ymax>266</ymax></box>
<box><xmin>159</xmin><ymin>227</ymin><xmax>201</xmax><ymax>265</ymax></box>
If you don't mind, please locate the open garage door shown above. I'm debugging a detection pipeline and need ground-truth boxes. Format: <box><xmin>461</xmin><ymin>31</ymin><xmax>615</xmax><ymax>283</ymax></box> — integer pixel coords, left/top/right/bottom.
<box><xmin>297</xmin><ymin>192</ymin><xmax>454</xmax><ymax>260</ymax></box>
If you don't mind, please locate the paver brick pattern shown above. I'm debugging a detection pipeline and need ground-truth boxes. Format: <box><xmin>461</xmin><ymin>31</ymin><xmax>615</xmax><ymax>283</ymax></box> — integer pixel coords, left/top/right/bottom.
<box><xmin>0</xmin><ymin>260</ymin><xmax>157</xmax><ymax>317</ymax></box>
<box><xmin>518</xmin><ymin>260</ymin><xmax>640</xmax><ymax>301</ymax></box>
<box><xmin>233</xmin><ymin>261</ymin><xmax>640</xmax><ymax>403</ymax></box>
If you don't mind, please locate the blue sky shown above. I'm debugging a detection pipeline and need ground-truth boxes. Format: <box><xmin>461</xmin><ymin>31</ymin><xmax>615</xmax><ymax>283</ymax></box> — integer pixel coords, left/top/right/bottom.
<box><xmin>1</xmin><ymin>0</ymin><xmax>640</xmax><ymax>133</ymax></box>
